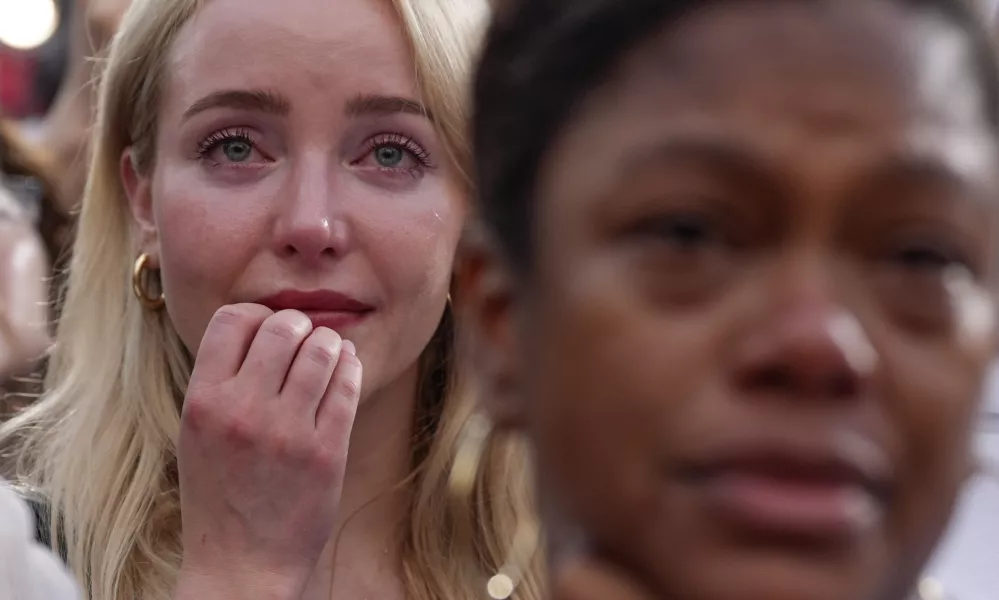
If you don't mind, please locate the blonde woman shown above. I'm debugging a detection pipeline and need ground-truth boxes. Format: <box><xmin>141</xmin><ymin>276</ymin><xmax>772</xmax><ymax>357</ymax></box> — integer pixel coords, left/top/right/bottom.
<box><xmin>0</xmin><ymin>0</ymin><xmax>541</xmax><ymax>599</ymax></box>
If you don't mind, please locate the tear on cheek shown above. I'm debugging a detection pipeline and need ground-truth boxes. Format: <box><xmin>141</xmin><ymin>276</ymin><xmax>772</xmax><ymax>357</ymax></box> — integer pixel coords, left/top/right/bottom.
<box><xmin>944</xmin><ymin>268</ymin><xmax>996</xmax><ymax>350</ymax></box>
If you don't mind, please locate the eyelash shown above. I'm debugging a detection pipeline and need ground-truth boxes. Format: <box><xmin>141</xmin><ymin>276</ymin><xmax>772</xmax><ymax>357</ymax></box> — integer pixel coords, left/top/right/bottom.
<box><xmin>195</xmin><ymin>129</ymin><xmax>434</xmax><ymax>172</ymax></box>
<box><xmin>196</xmin><ymin>127</ymin><xmax>257</xmax><ymax>165</ymax></box>
<box><xmin>361</xmin><ymin>132</ymin><xmax>434</xmax><ymax>169</ymax></box>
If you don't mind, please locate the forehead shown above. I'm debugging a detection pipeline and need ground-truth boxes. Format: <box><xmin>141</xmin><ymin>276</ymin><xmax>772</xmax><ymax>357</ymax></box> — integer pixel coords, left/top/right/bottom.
<box><xmin>164</xmin><ymin>0</ymin><xmax>417</xmax><ymax>113</ymax></box>
<box><xmin>542</xmin><ymin>0</ymin><xmax>995</xmax><ymax>195</ymax></box>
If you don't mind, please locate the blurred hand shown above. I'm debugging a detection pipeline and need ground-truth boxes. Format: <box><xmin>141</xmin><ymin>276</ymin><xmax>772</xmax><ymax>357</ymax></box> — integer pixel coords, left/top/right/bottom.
<box><xmin>0</xmin><ymin>195</ymin><xmax>51</xmax><ymax>382</ymax></box>
<box><xmin>175</xmin><ymin>305</ymin><xmax>362</xmax><ymax>600</ymax></box>
<box><xmin>0</xmin><ymin>481</ymin><xmax>80</xmax><ymax>600</ymax></box>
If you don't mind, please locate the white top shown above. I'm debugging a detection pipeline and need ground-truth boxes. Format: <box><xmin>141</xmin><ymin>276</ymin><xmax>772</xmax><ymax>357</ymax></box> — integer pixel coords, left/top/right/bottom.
<box><xmin>0</xmin><ymin>480</ymin><xmax>79</xmax><ymax>600</ymax></box>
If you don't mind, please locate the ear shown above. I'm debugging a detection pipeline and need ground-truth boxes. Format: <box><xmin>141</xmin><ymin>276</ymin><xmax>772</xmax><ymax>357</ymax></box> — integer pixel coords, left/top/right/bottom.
<box><xmin>120</xmin><ymin>147</ymin><xmax>160</xmax><ymax>263</ymax></box>
<box><xmin>456</xmin><ymin>225</ymin><xmax>529</xmax><ymax>430</ymax></box>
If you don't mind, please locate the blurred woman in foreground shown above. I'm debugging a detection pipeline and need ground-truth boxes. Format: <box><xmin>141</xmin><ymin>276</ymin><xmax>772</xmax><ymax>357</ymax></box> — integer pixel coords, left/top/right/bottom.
<box><xmin>463</xmin><ymin>1</ymin><xmax>999</xmax><ymax>599</ymax></box>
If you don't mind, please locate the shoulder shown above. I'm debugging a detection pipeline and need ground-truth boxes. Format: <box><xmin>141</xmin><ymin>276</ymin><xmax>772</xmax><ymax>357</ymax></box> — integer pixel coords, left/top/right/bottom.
<box><xmin>3</xmin><ymin>486</ymin><xmax>63</xmax><ymax>561</ymax></box>
<box><xmin>0</xmin><ymin>482</ymin><xmax>79</xmax><ymax>600</ymax></box>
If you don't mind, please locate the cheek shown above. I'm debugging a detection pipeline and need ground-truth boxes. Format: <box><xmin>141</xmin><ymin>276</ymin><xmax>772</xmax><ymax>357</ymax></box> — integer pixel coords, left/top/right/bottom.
<box><xmin>528</xmin><ymin>267</ymin><xmax>723</xmax><ymax>552</ymax></box>
<box><xmin>878</xmin><ymin>279</ymin><xmax>995</xmax><ymax>554</ymax></box>
<box><xmin>360</xmin><ymin>187</ymin><xmax>464</xmax><ymax>301</ymax></box>
<box><xmin>153</xmin><ymin>171</ymin><xmax>265</xmax><ymax>351</ymax></box>
<box><xmin>348</xmin><ymin>188</ymin><xmax>463</xmax><ymax>382</ymax></box>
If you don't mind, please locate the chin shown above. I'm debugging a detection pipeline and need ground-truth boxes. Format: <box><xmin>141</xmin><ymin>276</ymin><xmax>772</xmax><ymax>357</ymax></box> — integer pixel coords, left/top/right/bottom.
<box><xmin>666</xmin><ymin>564</ymin><xmax>872</xmax><ymax>600</ymax></box>
<box><xmin>635</xmin><ymin>528</ymin><xmax>891</xmax><ymax>600</ymax></box>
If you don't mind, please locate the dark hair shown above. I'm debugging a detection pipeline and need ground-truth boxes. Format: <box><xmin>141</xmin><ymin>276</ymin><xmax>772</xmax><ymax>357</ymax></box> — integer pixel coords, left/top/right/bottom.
<box><xmin>472</xmin><ymin>0</ymin><xmax>999</xmax><ymax>268</ymax></box>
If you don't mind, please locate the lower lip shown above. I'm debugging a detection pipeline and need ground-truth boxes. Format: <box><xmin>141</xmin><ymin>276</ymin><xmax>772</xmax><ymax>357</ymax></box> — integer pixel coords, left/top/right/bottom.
<box><xmin>301</xmin><ymin>310</ymin><xmax>371</xmax><ymax>331</ymax></box>
<box><xmin>696</xmin><ymin>472</ymin><xmax>882</xmax><ymax>539</ymax></box>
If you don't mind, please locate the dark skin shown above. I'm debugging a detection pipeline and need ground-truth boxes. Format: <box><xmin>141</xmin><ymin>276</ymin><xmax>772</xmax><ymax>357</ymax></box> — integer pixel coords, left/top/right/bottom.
<box><xmin>462</xmin><ymin>2</ymin><xmax>999</xmax><ymax>600</ymax></box>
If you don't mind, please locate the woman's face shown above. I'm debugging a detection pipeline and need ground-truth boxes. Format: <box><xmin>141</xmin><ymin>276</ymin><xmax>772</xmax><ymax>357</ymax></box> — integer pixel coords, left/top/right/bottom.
<box><xmin>125</xmin><ymin>0</ymin><xmax>463</xmax><ymax>401</ymax></box>
<box><xmin>470</xmin><ymin>2</ymin><xmax>999</xmax><ymax>600</ymax></box>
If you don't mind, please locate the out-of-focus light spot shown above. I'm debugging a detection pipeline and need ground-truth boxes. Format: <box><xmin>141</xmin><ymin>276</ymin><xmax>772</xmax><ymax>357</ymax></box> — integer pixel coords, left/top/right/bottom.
<box><xmin>0</xmin><ymin>0</ymin><xmax>59</xmax><ymax>51</ymax></box>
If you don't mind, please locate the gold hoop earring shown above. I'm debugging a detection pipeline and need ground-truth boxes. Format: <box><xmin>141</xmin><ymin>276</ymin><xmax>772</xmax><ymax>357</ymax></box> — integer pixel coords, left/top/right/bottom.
<box><xmin>449</xmin><ymin>413</ymin><xmax>539</xmax><ymax>599</ymax></box>
<box><xmin>132</xmin><ymin>253</ymin><xmax>165</xmax><ymax>310</ymax></box>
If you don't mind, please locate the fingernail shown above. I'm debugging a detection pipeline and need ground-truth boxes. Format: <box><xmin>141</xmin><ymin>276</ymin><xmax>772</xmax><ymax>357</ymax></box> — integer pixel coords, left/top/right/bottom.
<box><xmin>342</xmin><ymin>340</ymin><xmax>356</xmax><ymax>355</ymax></box>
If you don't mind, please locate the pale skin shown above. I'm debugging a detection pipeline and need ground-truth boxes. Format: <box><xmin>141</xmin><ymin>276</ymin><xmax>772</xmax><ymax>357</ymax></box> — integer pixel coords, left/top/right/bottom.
<box><xmin>119</xmin><ymin>0</ymin><xmax>464</xmax><ymax>599</ymax></box>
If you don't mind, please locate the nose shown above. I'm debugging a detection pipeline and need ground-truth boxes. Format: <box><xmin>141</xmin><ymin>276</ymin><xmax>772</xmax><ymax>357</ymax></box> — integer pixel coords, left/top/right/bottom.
<box><xmin>272</xmin><ymin>157</ymin><xmax>348</xmax><ymax>263</ymax></box>
<box><xmin>733</xmin><ymin>266</ymin><xmax>877</xmax><ymax>402</ymax></box>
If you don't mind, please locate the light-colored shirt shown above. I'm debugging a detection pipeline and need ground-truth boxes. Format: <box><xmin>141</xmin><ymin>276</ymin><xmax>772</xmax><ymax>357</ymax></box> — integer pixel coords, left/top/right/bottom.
<box><xmin>0</xmin><ymin>480</ymin><xmax>79</xmax><ymax>600</ymax></box>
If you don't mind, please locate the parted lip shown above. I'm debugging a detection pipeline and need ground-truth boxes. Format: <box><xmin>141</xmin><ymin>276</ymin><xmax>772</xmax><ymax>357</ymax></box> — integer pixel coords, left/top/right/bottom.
<box><xmin>255</xmin><ymin>289</ymin><xmax>375</xmax><ymax>313</ymax></box>
<box><xmin>673</xmin><ymin>431</ymin><xmax>894</xmax><ymax>501</ymax></box>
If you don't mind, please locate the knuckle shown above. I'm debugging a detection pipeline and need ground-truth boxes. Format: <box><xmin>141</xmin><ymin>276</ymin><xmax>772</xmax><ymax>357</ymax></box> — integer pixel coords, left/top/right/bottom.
<box><xmin>310</xmin><ymin>443</ymin><xmax>345</xmax><ymax>474</ymax></box>
<box><xmin>302</xmin><ymin>338</ymin><xmax>338</xmax><ymax>366</ymax></box>
<box><xmin>182</xmin><ymin>383</ymin><xmax>225</xmax><ymax>426</ymax></box>
<box><xmin>222</xmin><ymin>416</ymin><xmax>257</xmax><ymax>445</ymax></box>
<box><xmin>180</xmin><ymin>396</ymin><xmax>212</xmax><ymax>430</ymax></box>
<box><xmin>268</xmin><ymin>432</ymin><xmax>296</xmax><ymax>458</ymax></box>
<box><xmin>335</xmin><ymin>374</ymin><xmax>361</xmax><ymax>401</ymax></box>
<box><xmin>262</xmin><ymin>311</ymin><xmax>312</xmax><ymax>342</ymax></box>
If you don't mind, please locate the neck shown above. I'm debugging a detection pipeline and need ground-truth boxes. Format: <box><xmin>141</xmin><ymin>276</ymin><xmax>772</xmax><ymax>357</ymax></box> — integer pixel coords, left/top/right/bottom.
<box><xmin>335</xmin><ymin>361</ymin><xmax>420</xmax><ymax>533</ymax></box>
<box><xmin>314</xmin><ymin>361</ymin><xmax>422</xmax><ymax>599</ymax></box>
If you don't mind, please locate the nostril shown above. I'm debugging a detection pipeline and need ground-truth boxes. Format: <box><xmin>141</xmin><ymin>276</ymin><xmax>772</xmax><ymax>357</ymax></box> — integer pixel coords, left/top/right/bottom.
<box><xmin>743</xmin><ymin>365</ymin><xmax>794</xmax><ymax>391</ymax></box>
<box><xmin>740</xmin><ymin>365</ymin><xmax>860</xmax><ymax>399</ymax></box>
<box><xmin>828</xmin><ymin>372</ymin><xmax>858</xmax><ymax>398</ymax></box>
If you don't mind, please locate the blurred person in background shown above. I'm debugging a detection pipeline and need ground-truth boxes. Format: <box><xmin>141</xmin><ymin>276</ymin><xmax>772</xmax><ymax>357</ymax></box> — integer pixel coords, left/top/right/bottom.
<box><xmin>0</xmin><ymin>123</ymin><xmax>66</xmax><ymax>405</ymax></box>
<box><xmin>463</xmin><ymin>1</ymin><xmax>999</xmax><ymax>600</ymax></box>
<box><xmin>0</xmin><ymin>3</ymin><xmax>542</xmax><ymax>600</ymax></box>
<box><xmin>30</xmin><ymin>0</ymin><xmax>132</xmax><ymax>212</ymax></box>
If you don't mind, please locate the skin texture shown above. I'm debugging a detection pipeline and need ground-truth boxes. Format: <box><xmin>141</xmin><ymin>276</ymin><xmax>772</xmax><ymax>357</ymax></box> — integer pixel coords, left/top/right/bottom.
<box><xmin>462</xmin><ymin>2</ymin><xmax>999</xmax><ymax>600</ymax></box>
<box><xmin>119</xmin><ymin>0</ymin><xmax>463</xmax><ymax>598</ymax></box>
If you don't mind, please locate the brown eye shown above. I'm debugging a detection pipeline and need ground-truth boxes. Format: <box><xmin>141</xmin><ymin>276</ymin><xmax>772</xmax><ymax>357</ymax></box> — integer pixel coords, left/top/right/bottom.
<box><xmin>634</xmin><ymin>211</ymin><xmax>724</xmax><ymax>252</ymax></box>
<box><xmin>887</xmin><ymin>239</ymin><xmax>974</xmax><ymax>278</ymax></box>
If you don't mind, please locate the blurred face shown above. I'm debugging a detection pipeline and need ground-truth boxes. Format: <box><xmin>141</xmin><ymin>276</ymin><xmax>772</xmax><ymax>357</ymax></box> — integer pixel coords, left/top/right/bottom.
<box><xmin>468</xmin><ymin>2</ymin><xmax>999</xmax><ymax>600</ymax></box>
<box><xmin>125</xmin><ymin>0</ymin><xmax>463</xmax><ymax>401</ymax></box>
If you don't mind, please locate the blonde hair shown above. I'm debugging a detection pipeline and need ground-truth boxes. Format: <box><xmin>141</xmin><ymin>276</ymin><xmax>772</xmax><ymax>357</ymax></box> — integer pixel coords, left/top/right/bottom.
<box><xmin>0</xmin><ymin>1</ymin><xmax>544</xmax><ymax>599</ymax></box>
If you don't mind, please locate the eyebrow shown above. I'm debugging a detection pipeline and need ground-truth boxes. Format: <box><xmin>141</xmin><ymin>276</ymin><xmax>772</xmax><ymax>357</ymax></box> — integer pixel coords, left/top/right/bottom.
<box><xmin>620</xmin><ymin>135</ymin><xmax>978</xmax><ymax>202</ymax></box>
<box><xmin>620</xmin><ymin>135</ymin><xmax>775</xmax><ymax>186</ymax></box>
<box><xmin>183</xmin><ymin>89</ymin><xmax>291</xmax><ymax>121</ymax></box>
<box><xmin>344</xmin><ymin>93</ymin><xmax>433</xmax><ymax>121</ymax></box>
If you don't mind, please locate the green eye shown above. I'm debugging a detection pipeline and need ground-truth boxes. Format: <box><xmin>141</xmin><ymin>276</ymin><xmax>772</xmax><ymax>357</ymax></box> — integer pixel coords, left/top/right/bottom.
<box><xmin>222</xmin><ymin>140</ymin><xmax>253</xmax><ymax>162</ymax></box>
<box><xmin>374</xmin><ymin>145</ymin><xmax>404</xmax><ymax>167</ymax></box>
